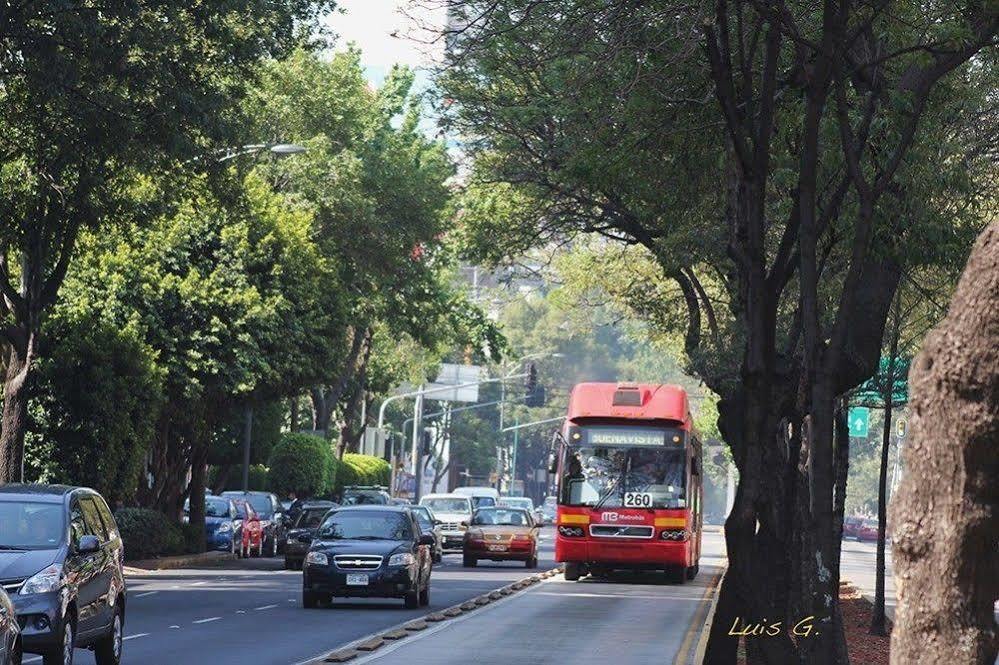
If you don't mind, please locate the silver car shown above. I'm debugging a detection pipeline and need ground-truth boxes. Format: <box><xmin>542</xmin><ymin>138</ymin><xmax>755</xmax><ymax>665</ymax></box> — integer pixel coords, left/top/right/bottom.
<box><xmin>0</xmin><ymin>586</ymin><xmax>21</xmax><ymax>665</ymax></box>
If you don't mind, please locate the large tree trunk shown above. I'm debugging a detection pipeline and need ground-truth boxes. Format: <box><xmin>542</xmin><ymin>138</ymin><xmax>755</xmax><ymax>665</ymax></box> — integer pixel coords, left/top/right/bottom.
<box><xmin>890</xmin><ymin>222</ymin><xmax>999</xmax><ymax>665</ymax></box>
<box><xmin>188</xmin><ymin>443</ymin><xmax>209</xmax><ymax>553</ymax></box>
<box><xmin>0</xmin><ymin>327</ymin><xmax>35</xmax><ymax>483</ymax></box>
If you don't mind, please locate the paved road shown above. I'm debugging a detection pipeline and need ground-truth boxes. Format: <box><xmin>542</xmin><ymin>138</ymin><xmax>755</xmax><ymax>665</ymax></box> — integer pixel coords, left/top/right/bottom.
<box><xmin>344</xmin><ymin>529</ymin><xmax>727</xmax><ymax>665</ymax></box>
<box><xmin>839</xmin><ymin>538</ymin><xmax>897</xmax><ymax>619</ymax></box>
<box><xmin>38</xmin><ymin>529</ymin><xmax>559</xmax><ymax>665</ymax></box>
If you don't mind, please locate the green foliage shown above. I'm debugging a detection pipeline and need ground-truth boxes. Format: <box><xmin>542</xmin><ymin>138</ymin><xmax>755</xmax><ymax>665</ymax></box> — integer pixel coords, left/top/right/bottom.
<box><xmin>267</xmin><ymin>433</ymin><xmax>336</xmax><ymax>498</ymax></box>
<box><xmin>27</xmin><ymin>314</ymin><xmax>164</xmax><ymax>504</ymax></box>
<box><xmin>210</xmin><ymin>401</ymin><xmax>285</xmax><ymax>467</ymax></box>
<box><xmin>335</xmin><ymin>454</ymin><xmax>391</xmax><ymax>495</ymax></box>
<box><xmin>114</xmin><ymin>508</ymin><xmax>187</xmax><ymax>560</ymax></box>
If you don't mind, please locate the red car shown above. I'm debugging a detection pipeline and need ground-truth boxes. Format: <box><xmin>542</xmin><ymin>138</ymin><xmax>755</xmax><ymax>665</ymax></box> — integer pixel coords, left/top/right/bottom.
<box><xmin>856</xmin><ymin>519</ymin><xmax>879</xmax><ymax>542</ymax></box>
<box><xmin>842</xmin><ymin>516</ymin><xmax>863</xmax><ymax>539</ymax></box>
<box><xmin>233</xmin><ymin>499</ymin><xmax>264</xmax><ymax>557</ymax></box>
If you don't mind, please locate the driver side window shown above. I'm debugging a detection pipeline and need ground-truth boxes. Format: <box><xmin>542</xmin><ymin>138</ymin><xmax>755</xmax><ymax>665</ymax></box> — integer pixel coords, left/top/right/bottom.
<box><xmin>69</xmin><ymin>500</ymin><xmax>91</xmax><ymax>546</ymax></box>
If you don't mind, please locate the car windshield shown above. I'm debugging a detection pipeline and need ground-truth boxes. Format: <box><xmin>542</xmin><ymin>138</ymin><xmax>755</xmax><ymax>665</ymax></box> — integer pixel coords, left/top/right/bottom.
<box><xmin>233</xmin><ymin>501</ymin><xmax>253</xmax><ymax>519</ymax></box>
<box><xmin>316</xmin><ymin>512</ymin><xmax>411</xmax><ymax>540</ymax></box>
<box><xmin>343</xmin><ymin>492</ymin><xmax>387</xmax><ymax>506</ymax></box>
<box><xmin>561</xmin><ymin>441</ymin><xmax>686</xmax><ymax>509</ymax></box>
<box><xmin>224</xmin><ymin>493</ymin><xmax>272</xmax><ymax>516</ymax></box>
<box><xmin>295</xmin><ymin>508</ymin><xmax>330</xmax><ymax>529</ymax></box>
<box><xmin>472</xmin><ymin>508</ymin><xmax>529</xmax><ymax>526</ymax></box>
<box><xmin>470</xmin><ymin>496</ymin><xmax>496</xmax><ymax>508</ymax></box>
<box><xmin>422</xmin><ymin>498</ymin><xmax>470</xmax><ymax>514</ymax></box>
<box><xmin>0</xmin><ymin>501</ymin><xmax>66</xmax><ymax>550</ymax></box>
<box><xmin>205</xmin><ymin>498</ymin><xmax>230</xmax><ymax>518</ymax></box>
<box><xmin>499</xmin><ymin>498</ymin><xmax>533</xmax><ymax>510</ymax></box>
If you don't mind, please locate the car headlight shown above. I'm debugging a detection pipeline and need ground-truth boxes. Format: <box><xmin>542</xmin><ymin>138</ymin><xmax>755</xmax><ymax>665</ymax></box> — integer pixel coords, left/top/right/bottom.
<box><xmin>388</xmin><ymin>553</ymin><xmax>416</xmax><ymax>566</ymax></box>
<box><xmin>20</xmin><ymin>563</ymin><xmax>64</xmax><ymax>595</ymax></box>
<box><xmin>218</xmin><ymin>522</ymin><xmax>231</xmax><ymax>533</ymax></box>
<box><xmin>305</xmin><ymin>551</ymin><xmax>328</xmax><ymax>566</ymax></box>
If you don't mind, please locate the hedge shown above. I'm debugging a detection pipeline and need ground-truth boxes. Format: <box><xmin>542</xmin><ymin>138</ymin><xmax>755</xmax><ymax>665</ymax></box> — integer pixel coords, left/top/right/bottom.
<box><xmin>334</xmin><ymin>453</ymin><xmax>390</xmax><ymax>495</ymax></box>
<box><xmin>267</xmin><ymin>433</ymin><xmax>336</xmax><ymax>497</ymax></box>
<box><xmin>115</xmin><ymin>508</ymin><xmax>187</xmax><ymax>560</ymax></box>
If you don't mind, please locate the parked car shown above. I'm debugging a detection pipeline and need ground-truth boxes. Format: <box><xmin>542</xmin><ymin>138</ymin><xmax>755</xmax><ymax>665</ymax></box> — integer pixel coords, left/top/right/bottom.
<box><xmin>408</xmin><ymin>506</ymin><xmax>443</xmax><ymax>563</ymax></box>
<box><xmin>842</xmin><ymin>516</ymin><xmax>864</xmax><ymax>540</ymax></box>
<box><xmin>418</xmin><ymin>494</ymin><xmax>473</xmax><ymax>552</ymax></box>
<box><xmin>0</xmin><ymin>484</ymin><xmax>126</xmax><ymax>665</ymax></box>
<box><xmin>341</xmin><ymin>486</ymin><xmax>391</xmax><ymax>506</ymax></box>
<box><xmin>0</xmin><ymin>586</ymin><xmax>21</xmax><ymax>665</ymax></box>
<box><xmin>302</xmin><ymin>506</ymin><xmax>434</xmax><ymax>609</ymax></box>
<box><xmin>183</xmin><ymin>496</ymin><xmax>240</xmax><ymax>554</ymax></box>
<box><xmin>463</xmin><ymin>506</ymin><xmax>539</xmax><ymax>568</ymax></box>
<box><xmin>221</xmin><ymin>491</ymin><xmax>287</xmax><ymax>557</ymax></box>
<box><xmin>231</xmin><ymin>499</ymin><xmax>264</xmax><ymax>558</ymax></box>
<box><xmin>856</xmin><ymin>519</ymin><xmax>880</xmax><ymax>542</ymax></box>
<box><xmin>284</xmin><ymin>501</ymin><xmax>337</xmax><ymax>570</ymax></box>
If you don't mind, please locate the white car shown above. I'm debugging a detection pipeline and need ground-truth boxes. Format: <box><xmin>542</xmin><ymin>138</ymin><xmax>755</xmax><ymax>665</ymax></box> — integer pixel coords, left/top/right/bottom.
<box><xmin>452</xmin><ymin>486</ymin><xmax>499</xmax><ymax>509</ymax></box>
<box><xmin>419</xmin><ymin>494</ymin><xmax>473</xmax><ymax>551</ymax></box>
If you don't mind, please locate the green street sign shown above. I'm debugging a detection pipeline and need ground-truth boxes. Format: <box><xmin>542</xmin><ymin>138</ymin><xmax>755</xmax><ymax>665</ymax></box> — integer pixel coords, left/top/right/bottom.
<box><xmin>848</xmin><ymin>407</ymin><xmax>870</xmax><ymax>438</ymax></box>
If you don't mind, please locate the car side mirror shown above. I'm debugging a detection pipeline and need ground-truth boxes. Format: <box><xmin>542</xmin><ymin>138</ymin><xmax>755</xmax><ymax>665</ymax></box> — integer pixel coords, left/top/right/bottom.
<box><xmin>77</xmin><ymin>535</ymin><xmax>100</xmax><ymax>554</ymax></box>
<box><xmin>419</xmin><ymin>534</ymin><xmax>435</xmax><ymax>546</ymax></box>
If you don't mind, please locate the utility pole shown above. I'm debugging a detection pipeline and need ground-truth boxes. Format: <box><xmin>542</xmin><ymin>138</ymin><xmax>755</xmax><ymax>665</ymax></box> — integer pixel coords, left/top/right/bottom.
<box><xmin>511</xmin><ymin>417</ymin><xmax>519</xmax><ymax>495</ymax></box>
<box><xmin>412</xmin><ymin>388</ymin><xmax>424</xmax><ymax>503</ymax></box>
<box><xmin>241</xmin><ymin>405</ymin><xmax>253</xmax><ymax>491</ymax></box>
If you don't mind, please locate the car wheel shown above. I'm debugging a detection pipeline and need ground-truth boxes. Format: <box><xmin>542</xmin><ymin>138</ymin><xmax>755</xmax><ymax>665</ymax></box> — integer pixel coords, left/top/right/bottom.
<box><xmin>303</xmin><ymin>591</ymin><xmax>321</xmax><ymax>609</ymax></box>
<box><xmin>433</xmin><ymin>552</ymin><xmax>442</xmax><ymax>564</ymax></box>
<box><xmin>418</xmin><ymin>584</ymin><xmax>430</xmax><ymax>607</ymax></box>
<box><xmin>403</xmin><ymin>589</ymin><xmax>419</xmax><ymax>609</ymax></box>
<box><xmin>94</xmin><ymin>605</ymin><xmax>123</xmax><ymax>665</ymax></box>
<box><xmin>462</xmin><ymin>554</ymin><xmax>477</xmax><ymax>568</ymax></box>
<box><xmin>564</xmin><ymin>562</ymin><xmax>581</xmax><ymax>581</ymax></box>
<box><xmin>43</xmin><ymin>615</ymin><xmax>74</xmax><ymax>665</ymax></box>
<box><xmin>284</xmin><ymin>557</ymin><xmax>293</xmax><ymax>570</ymax></box>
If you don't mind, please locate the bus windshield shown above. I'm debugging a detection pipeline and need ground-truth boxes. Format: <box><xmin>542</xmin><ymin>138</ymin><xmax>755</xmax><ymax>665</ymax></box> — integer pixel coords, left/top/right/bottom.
<box><xmin>560</xmin><ymin>428</ymin><xmax>687</xmax><ymax>509</ymax></box>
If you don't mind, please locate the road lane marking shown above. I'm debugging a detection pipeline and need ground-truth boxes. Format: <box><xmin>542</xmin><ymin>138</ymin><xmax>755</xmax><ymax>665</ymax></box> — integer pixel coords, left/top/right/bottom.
<box><xmin>190</xmin><ymin>581</ymin><xmax>207</xmax><ymax>586</ymax></box>
<box><xmin>124</xmin><ymin>633</ymin><xmax>150</xmax><ymax>641</ymax></box>
<box><xmin>193</xmin><ymin>616</ymin><xmax>221</xmax><ymax>624</ymax></box>
<box><xmin>255</xmin><ymin>604</ymin><xmax>278</xmax><ymax>610</ymax></box>
<box><xmin>135</xmin><ymin>591</ymin><xmax>158</xmax><ymax>598</ymax></box>
<box><xmin>534</xmin><ymin>591</ymin><xmax>706</xmax><ymax>600</ymax></box>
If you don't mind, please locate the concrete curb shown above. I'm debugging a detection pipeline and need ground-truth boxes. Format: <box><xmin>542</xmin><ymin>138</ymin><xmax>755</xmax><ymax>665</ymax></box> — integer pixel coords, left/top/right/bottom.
<box><xmin>125</xmin><ymin>551</ymin><xmax>236</xmax><ymax>571</ymax></box>
<box><xmin>690</xmin><ymin>567</ymin><xmax>726</xmax><ymax>664</ymax></box>
<box><xmin>316</xmin><ymin>566</ymin><xmax>563</xmax><ymax>664</ymax></box>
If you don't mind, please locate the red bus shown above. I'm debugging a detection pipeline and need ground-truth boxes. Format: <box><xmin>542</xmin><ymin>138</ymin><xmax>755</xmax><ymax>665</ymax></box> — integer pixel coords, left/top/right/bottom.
<box><xmin>552</xmin><ymin>382</ymin><xmax>703</xmax><ymax>582</ymax></box>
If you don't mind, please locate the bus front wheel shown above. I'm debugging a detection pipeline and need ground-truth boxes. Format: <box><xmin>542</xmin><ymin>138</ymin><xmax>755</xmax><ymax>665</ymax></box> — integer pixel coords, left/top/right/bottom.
<box><xmin>564</xmin><ymin>562</ymin><xmax>582</xmax><ymax>581</ymax></box>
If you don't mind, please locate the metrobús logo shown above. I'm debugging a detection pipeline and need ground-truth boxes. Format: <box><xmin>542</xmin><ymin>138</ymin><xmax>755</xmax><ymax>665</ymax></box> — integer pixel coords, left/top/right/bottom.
<box><xmin>601</xmin><ymin>512</ymin><xmax>646</xmax><ymax>522</ymax></box>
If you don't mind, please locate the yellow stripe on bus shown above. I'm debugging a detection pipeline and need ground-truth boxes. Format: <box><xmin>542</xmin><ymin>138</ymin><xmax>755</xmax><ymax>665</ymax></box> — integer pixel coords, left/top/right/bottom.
<box><xmin>560</xmin><ymin>514</ymin><xmax>590</xmax><ymax>525</ymax></box>
<box><xmin>655</xmin><ymin>517</ymin><xmax>686</xmax><ymax>527</ymax></box>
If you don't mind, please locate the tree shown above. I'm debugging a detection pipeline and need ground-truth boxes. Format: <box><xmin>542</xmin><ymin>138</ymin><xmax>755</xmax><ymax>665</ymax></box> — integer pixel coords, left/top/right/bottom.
<box><xmin>26</xmin><ymin>313</ymin><xmax>164</xmax><ymax>505</ymax></box>
<box><xmin>0</xmin><ymin>0</ymin><xmax>334</xmax><ymax>482</ymax></box>
<box><xmin>437</xmin><ymin>2</ymin><xmax>998</xmax><ymax>662</ymax></box>
<box><xmin>890</xmin><ymin>222</ymin><xmax>999</xmax><ymax>664</ymax></box>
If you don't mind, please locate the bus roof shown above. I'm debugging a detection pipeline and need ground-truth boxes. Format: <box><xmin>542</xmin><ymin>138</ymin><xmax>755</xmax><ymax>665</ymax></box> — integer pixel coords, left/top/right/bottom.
<box><xmin>566</xmin><ymin>382</ymin><xmax>691</xmax><ymax>426</ymax></box>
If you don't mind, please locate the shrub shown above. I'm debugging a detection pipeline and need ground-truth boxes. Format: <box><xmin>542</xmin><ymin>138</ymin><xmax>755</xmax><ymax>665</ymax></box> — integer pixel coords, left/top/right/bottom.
<box><xmin>114</xmin><ymin>508</ymin><xmax>186</xmax><ymax>560</ymax></box>
<box><xmin>335</xmin><ymin>453</ymin><xmax>390</xmax><ymax>494</ymax></box>
<box><xmin>267</xmin><ymin>433</ymin><xmax>336</xmax><ymax>498</ymax></box>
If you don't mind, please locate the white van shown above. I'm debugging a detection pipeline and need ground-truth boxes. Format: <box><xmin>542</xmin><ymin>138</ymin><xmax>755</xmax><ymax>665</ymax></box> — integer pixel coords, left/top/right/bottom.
<box><xmin>420</xmin><ymin>493</ymin><xmax>473</xmax><ymax>551</ymax></box>
<box><xmin>453</xmin><ymin>486</ymin><xmax>500</xmax><ymax>510</ymax></box>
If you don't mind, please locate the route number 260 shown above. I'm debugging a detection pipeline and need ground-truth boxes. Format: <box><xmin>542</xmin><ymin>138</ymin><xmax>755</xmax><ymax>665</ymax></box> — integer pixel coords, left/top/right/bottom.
<box><xmin>623</xmin><ymin>492</ymin><xmax>653</xmax><ymax>508</ymax></box>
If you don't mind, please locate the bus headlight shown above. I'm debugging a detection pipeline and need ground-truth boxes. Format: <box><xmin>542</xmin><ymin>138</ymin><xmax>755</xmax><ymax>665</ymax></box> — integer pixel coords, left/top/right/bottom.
<box><xmin>558</xmin><ymin>526</ymin><xmax>585</xmax><ymax>538</ymax></box>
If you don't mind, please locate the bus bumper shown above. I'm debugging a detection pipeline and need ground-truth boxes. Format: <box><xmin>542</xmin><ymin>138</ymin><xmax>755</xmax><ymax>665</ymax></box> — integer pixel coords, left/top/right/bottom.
<box><xmin>555</xmin><ymin>536</ymin><xmax>691</xmax><ymax>567</ymax></box>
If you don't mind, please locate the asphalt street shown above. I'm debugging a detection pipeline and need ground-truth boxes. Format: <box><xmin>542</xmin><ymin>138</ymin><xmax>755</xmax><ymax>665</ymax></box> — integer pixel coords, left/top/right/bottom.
<box><xmin>37</xmin><ymin>529</ymin><xmax>559</xmax><ymax>665</ymax></box>
<box><xmin>342</xmin><ymin>529</ymin><xmax>729</xmax><ymax>665</ymax></box>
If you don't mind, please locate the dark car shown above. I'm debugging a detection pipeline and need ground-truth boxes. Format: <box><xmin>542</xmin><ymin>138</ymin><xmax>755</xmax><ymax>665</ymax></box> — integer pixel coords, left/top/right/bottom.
<box><xmin>0</xmin><ymin>484</ymin><xmax>126</xmax><ymax>665</ymax></box>
<box><xmin>221</xmin><ymin>491</ymin><xmax>287</xmax><ymax>557</ymax></box>
<box><xmin>302</xmin><ymin>506</ymin><xmax>434</xmax><ymax>609</ymax></box>
<box><xmin>340</xmin><ymin>486</ymin><xmax>391</xmax><ymax>506</ymax></box>
<box><xmin>0</xmin><ymin>586</ymin><xmax>21</xmax><ymax>665</ymax></box>
<box><xmin>284</xmin><ymin>501</ymin><xmax>337</xmax><ymax>570</ymax></box>
<box><xmin>408</xmin><ymin>506</ymin><xmax>443</xmax><ymax>563</ymax></box>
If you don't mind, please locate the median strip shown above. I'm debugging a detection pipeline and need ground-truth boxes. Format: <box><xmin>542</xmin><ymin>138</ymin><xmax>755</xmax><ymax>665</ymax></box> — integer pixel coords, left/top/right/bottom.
<box><xmin>309</xmin><ymin>566</ymin><xmax>563</xmax><ymax>665</ymax></box>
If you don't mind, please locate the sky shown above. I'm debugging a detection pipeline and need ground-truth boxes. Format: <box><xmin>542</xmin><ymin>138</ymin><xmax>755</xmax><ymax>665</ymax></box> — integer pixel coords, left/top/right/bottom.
<box><xmin>323</xmin><ymin>0</ymin><xmax>447</xmax><ymax>87</ymax></box>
